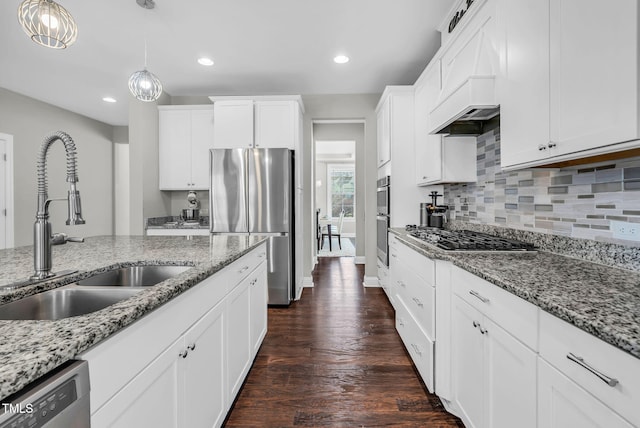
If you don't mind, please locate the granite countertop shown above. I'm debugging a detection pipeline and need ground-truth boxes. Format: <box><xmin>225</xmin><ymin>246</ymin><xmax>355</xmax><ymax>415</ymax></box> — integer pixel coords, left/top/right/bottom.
<box><xmin>389</xmin><ymin>228</ymin><xmax>640</xmax><ymax>360</ymax></box>
<box><xmin>145</xmin><ymin>215</ymin><xmax>210</xmax><ymax>230</ymax></box>
<box><xmin>0</xmin><ymin>234</ymin><xmax>266</xmax><ymax>401</ymax></box>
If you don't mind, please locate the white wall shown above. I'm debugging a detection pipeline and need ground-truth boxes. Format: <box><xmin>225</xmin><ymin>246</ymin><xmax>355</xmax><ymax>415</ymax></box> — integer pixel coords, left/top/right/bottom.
<box><xmin>301</xmin><ymin>94</ymin><xmax>380</xmax><ymax>279</ymax></box>
<box><xmin>0</xmin><ymin>88</ymin><xmax>114</xmax><ymax>247</ymax></box>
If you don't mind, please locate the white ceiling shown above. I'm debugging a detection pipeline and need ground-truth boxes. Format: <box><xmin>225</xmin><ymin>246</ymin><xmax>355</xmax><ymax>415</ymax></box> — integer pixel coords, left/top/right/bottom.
<box><xmin>0</xmin><ymin>0</ymin><xmax>453</xmax><ymax>126</ymax></box>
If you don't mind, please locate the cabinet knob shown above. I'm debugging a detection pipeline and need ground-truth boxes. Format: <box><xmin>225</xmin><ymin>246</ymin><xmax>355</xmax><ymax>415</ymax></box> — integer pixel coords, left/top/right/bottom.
<box><xmin>179</xmin><ymin>350</ymin><xmax>188</xmax><ymax>359</ymax></box>
<box><xmin>187</xmin><ymin>343</ymin><xmax>196</xmax><ymax>351</ymax></box>
<box><xmin>548</xmin><ymin>141</ymin><xmax>557</xmax><ymax>149</ymax></box>
<box><xmin>479</xmin><ymin>327</ymin><xmax>488</xmax><ymax>335</ymax></box>
<box><xmin>538</xmin><ymin>144</ymin><xmax>547</xmax><ymax>151</ymax></box>
<box><xmin>472</xmin><ymin>320</ymin><xmax>480</xmax><ymax>328</ymax></box>
<box><xmin>422</xmin><ymin>176</ymin><xmax>427</xmax><ymax>179</ymax></box>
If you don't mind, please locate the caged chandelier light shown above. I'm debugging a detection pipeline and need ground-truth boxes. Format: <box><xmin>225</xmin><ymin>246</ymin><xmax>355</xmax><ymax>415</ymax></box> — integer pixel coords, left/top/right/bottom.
<box><xmin>128</xmin><ymin>0</ymin><xmax>163</xmax><ymax>102</ymax></box>
<box><xmin>18</xmin><ymin>0</ymin><xmax>78</xmax><ymax>49</ymax></box>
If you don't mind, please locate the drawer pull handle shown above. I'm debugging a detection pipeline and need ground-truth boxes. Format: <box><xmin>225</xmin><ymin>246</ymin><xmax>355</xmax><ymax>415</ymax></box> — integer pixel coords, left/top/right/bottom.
<box><xmin>391</xmin><ymin>253</ymin><xmax>397</xmax><ymax>258</ymax></box>
<box><xmin>239</xmin><ymin>266</ymin><xmax>250</xmax><ymax>273</ymax></box>
<box><xmin>397</xmin><ymin>281</ymin><xmax>406</xmax><ymax>287</ymax></box>
<box><xmin>411</xmin><ymin>343</ymin><xmax>422</xmax><ymax>356</ymax></box>
<box><xmin>412</xmin><ymin>297</ymin><xmax>424</xmax><ymax>307</ymax></box>
<box><xmin>258</xmin><ymin>252</ymin><xmax>266</xmax><ymax>258</ymax></box>
<box><xmin>469</xmin><ymin>290</ymin><xmax>490</xmax><ymax>304</ymax></box>
<box><xmin>398</xmin><ymin>318</ymin><xmax>405</xmax><ymax>327</ymax></box>
<box><xmin>567</xmin><ymin>353</ymin><xmax>619</xmax><ymax>387</ymax></box>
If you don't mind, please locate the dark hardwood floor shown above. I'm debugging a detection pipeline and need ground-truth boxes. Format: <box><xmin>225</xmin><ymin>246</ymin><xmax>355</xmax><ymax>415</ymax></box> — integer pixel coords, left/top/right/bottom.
<box><xmin>224</xmin><ymin>257</ymin><xmax>463</xmax><ymax>427</ymax></box>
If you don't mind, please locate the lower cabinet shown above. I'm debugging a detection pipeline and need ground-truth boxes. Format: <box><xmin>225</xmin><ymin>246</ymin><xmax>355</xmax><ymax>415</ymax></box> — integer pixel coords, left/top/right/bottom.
<box><xmin>451</xmin><ymin>295</ymin><xmax>537</xmax><ymax>428</ymax></box>
<box><xmin>538</xmin><ymin>359</ymin><xmax>633</xmax><ymax>428</ymax></box>
<box><xmin>81</xmin><ymin>244</ymin><xmax>268</xmax><ymax>428</ymax></box>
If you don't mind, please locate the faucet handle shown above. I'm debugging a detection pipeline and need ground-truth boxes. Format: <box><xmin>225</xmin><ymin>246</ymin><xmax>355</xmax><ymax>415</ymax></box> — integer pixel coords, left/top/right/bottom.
<box><xmin>51</xmin><ymin>233</ymin><xmax>85</xmax><ymax>245</ymax></box>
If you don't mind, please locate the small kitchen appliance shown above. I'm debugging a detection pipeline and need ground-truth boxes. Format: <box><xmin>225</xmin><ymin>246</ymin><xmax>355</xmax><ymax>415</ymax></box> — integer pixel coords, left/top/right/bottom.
<box><xmin>425</xmin><ymin>191</ymin><xmax>448</xmax><ymax>229</ymax></box>
<box><xmin>181</xmin><ymin>190</ymin><xmax>200</xmax><ymax>222</ymax></box>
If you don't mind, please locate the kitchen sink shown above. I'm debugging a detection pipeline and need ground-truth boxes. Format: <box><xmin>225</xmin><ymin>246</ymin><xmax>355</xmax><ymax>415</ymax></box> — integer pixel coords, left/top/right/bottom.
<box><xmin>76</xmin><ymin>265</ymin><xmax>192</xmax><ymax>287</ymax></box>
<box><xmin>0</xmin><ymin>287</ymin><xmax>142</xmax><ymax>320</ymax></box>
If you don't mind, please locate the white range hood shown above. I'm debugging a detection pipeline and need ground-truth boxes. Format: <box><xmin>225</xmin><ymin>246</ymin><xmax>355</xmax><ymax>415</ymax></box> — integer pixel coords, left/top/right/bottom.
<box><xmin>429</xmin><ymin>2</ymin><xmax>499</xmax><ymax>135</ymax></box>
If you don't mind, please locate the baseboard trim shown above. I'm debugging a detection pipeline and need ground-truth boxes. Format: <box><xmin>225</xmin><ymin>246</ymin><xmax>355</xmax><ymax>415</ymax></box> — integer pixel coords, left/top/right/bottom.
<box><xmin>363</xmin><ymin>276</ymin><xmax>380</xmax><ymax>288</ymax></box>
<box><xmin>303</xmin><ymin>276</ymin><xmax>314</xmax><ymax>288</ymax></box>
<box><xmin>354</xmin><ymin>256</ymin><xmax>365</xmax><ymax>264</ymax></box>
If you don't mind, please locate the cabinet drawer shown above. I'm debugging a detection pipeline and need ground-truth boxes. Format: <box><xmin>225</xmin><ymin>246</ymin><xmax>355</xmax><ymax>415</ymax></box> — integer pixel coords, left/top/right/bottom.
<box><xmin>389</xmin><ymin>233</ymin><xmax>401</xmax><ymax>250</ymax></box>
<box><xmin>539</xmin><ymin>310</ymin><xmax>640</xmax><ymax>427</ymax></box>
<box><xmin>452</xmin><ymin>266</ymin><xmax>538</xmax><ymax>350</ymax></box>
<box><xmin>395</xmin><ymin>258</ymin><xmax>435</xmax><ymax>340</ymax></box>
<box><xmin>221</xmin><ymin>244</ymin><xmax>267</xmax><ymax>293</ymax></box>
<box><xmin>389</xmin><ymin>239</ymin><xmax>434</xmax><ymax>286</ymax></box>
<box><xmin>396</xmin><ymin>298</ymin><xmax>435</xmax><ymax>393</ymax></box>
<box><xmin>377</xmin><ymin>260</ymin><xmax>389</xmax><ymax>288</ymax></box>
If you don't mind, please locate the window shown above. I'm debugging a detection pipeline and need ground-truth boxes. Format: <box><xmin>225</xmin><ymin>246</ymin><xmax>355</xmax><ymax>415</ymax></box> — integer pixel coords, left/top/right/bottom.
<box><xmin>327</xmin><ymin>164</ymin><xmax>355</xmax><ymax>218</ymax></box>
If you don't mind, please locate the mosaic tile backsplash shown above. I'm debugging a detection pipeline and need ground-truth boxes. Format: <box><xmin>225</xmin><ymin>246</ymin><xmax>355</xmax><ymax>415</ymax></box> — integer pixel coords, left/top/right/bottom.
<box><xmin>443</xmin><ymin>129</ymin><xmax>640</xmax><ymax>248</ymax></box>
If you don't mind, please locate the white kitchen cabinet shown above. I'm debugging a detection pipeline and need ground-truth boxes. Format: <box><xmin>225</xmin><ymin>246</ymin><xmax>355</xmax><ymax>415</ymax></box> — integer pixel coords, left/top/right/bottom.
<box><xmin>376</xmin><ymin>97</ymin><xmax>391</xmax><ymax>168</ymax></box>
<box><xmin>538</xmin><ymin>359</ymin><xmax>634</xmax><ymax>428</ymax></box>
<box><xmin>254</xmin><ymin>100</ymin><xmax>300</xmax><ymax>149</ymax></box>
<box><xmin>414</xmin><ymin>61</ymin><xmax>477</xmax><ymax>185</ymax></box>
<box><xmin>499</xmin><ymin>0</ymin><xmax>640</xmax><ymax>170</ymax></box>
<box><xmin>212</xmin><ymin>100</ymin><xmax>254</xmax><ymax>149</ymax></box>
<box><xmin>81</xmin><ymin>244</ymin><xmax>268</xmax><ymax>428</ymax></box>
<box><xmin>158</xmin><ymin>106</ymin><xmax>214</xmax><ymax>190</ymax></box>
<box><xmin>211</xmin><ymin>97</ymin><xmax>302</xmax><ymax>150</ymax></box>
<box><xmin>250</xmin><ymin>264</ymin><xmax>268</xmax><ymax>358</ymax></box>
<box><xmin>451</xmin><ymin>295</ymin><xmax>537</xmax><ymax>428</ymax></box>
<box><xmin>226</xmin><ymin>270</ymin><xmax>252</xmax><ymax>404</ymax></box>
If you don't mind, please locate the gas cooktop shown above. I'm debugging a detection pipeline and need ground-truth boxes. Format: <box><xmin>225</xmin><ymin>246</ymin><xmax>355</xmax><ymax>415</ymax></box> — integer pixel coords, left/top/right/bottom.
<box><xmin>405</xmin><ymin>226</ymin><xmax>536</xmax><ymax>252</ymax></box>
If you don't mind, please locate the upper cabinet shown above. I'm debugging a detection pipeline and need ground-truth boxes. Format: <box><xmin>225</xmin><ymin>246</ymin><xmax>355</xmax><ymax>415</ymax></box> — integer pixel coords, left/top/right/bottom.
<box><xmin>414</xmin><ymin>60</ymin><xmax>477</xmax><ymax>185</ymax></box>
<box><xmin>499</xmin><ymin>0</ymin><xmax>640</xmax><ymax>169</ymax></box>
<box><xmin>210</xmin><ymin>97</ymin><xmax>303</xmax><ymax>150</ymax></box>
<box><xmin>377</xmin><ymin>98</ymin><xmax>391</xmax><ymax>167</ymax></box>
<box><xmin>158</xmin><ymin>105</ymin><xmax>214</xmax><ymax>191</ymax></box>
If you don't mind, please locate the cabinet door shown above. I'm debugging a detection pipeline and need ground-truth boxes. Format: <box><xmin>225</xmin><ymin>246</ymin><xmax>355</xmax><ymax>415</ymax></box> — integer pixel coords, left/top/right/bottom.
<box><xmin>549</xmin><ymin>0</ymin><xmax>639</xmax><ymax>156</ymax></box>
<box><xmin>497</xmin><ymin>0</ymin><xmax>550</xmax><ymax>168</ymax></box>
<box><xmin>249</xmin><ymin>264</ymin><xmax>268</xmax><ymax>357</ymax></box>
<box><xmin>159</xmin><ymin>109</ymin><xmax>192</xmax><ymax>190</ymax></box>
<box><xmin>484</xmin><ymin>317</ymin><xmax>537</xmax><ymax>428</ymax></box>
<box><xmin>226</xmin><ymin>276</ymin><xmax>252</xmax><ymax>402</ymax></box>
<box><xmin>377</xmin><ymin>99</ymin><xmax>390</xmax><ymax>167</ymax></box>
<box><xmin>254</xmin><ymin>101</ymin><xmax>296</xmax><ymax>149</ymax></box>
<box><xmin>415</xmin><ymin>64</ymin><xmax>443</xmax><ymax>185</ymax></box>
<box><xmin>538</xmin><ymin>359</ymin><xmax>634</xmax><ymax>428</ymax></box>
<box><xmin>91</xmin><ymin>339</ymin><xmax>184</xmax><ymax>428</ymax></box>
<box><xmin>190</xmin><ymin>108</ymin><xmax>215</xmax><ymax>189</ymax></box>
<box><xmin>183</xmin><ymin>301</ymin><xmax>226</xmax><ymax>428</ymax></box>
<box><xmin>451</xmin><ymin>295</ymin><xmax>484</xmax><ymax>428</ymax></box>
<box><xmin>213</xmin><ymin>100</ymin><xmax>254</xmax><ymax>149</ymax></box>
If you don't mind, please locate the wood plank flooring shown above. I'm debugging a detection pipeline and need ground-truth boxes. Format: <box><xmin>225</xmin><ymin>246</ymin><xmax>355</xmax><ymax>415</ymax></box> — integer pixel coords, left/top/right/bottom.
<box><xmin>224</xmin><ymin>257</ymin><xmax>463</xmax><ymax>427</ymax></box>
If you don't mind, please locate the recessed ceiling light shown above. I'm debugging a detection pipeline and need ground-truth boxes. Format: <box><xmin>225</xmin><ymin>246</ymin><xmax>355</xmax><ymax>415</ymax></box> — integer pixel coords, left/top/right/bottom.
<box><xmin>102</xmin><ymin>97</ymin><xmax>117</xmax><ymax>103</ymax></box>
<box><xmin>333</xmin><ymin>55</ymin><xmax>350</xmax><ymax>64</ymax></box>
<box><xmin>198</xmin><ymin>57</ymin><xmax>214</xmax><ymax>66</ymax></box>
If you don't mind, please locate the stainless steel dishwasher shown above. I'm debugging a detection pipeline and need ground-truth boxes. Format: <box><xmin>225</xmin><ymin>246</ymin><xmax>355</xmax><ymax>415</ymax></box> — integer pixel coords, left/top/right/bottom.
<box><xmin>0</xmin><ymin>360</ymin><xmax>90</xmax><ymax>428</ymax></box>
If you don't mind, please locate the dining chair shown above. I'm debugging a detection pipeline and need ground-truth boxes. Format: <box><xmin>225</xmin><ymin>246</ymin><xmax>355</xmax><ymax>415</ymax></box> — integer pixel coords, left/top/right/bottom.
<box><xmin>321</xmin><ymin>210</ymin><xmax>345</xmax><ymax>251</ymax></box>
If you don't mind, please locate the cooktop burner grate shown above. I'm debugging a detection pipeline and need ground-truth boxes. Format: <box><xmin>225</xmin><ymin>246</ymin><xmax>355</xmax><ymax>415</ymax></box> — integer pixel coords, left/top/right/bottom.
<box><xmin>405</xmin><ymin>226</ymin><xmax>536</xmax><ymax>252</ymax></box>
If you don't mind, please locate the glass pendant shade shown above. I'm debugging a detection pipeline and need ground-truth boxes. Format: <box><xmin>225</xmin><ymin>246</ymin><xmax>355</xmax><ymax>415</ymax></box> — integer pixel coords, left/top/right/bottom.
<box><xmin>128</xmin><ymin>68</ymin><xmax>163</xmax><ymax>102</ymax></box>
<box><xmin>18</xmin><ymin>0</ymin><xmax>77</xmax><ymax>49</ymax></box>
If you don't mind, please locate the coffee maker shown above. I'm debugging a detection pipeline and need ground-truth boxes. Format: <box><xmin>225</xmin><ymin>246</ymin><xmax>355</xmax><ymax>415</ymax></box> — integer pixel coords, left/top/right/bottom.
<box><xmin>420</xmin><ymin>191</ymin><xmax>448</xmax><ymax>229</ymax></box>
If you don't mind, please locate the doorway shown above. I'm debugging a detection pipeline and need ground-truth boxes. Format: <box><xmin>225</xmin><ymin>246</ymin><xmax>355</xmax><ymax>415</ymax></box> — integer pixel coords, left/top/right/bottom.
<box><xmin>312</xmin><ymin>122</ymin><xmax>364</xmax><ymax>261</ymax></box>
<box><xmin>0</xmin><ymin>133</ymin><xmax>14</xmax><ymax>249</ymax></box>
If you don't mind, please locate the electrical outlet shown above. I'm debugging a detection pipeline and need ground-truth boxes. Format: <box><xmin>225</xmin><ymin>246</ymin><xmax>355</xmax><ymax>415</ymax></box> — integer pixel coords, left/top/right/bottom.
<box><xmin>611</xmin><ymin>220</ymin><xmax>640</xmax><ymax>241</ymax></box>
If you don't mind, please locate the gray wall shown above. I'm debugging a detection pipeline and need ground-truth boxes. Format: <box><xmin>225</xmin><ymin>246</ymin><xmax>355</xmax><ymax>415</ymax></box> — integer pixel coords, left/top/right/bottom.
<box><xmin>301</xmin><ymin>94</ymin><xmax>380</xmax><ymax>280</ymax></box>
<box><xmin>128</xmin><ymin>93</ymin><xmax>172</xmax><ymax>234</ymax></box>
<box><xmin>0</xmin><ymin>88</ymin><xmax>114</xmax><ymax>247</ymax></box>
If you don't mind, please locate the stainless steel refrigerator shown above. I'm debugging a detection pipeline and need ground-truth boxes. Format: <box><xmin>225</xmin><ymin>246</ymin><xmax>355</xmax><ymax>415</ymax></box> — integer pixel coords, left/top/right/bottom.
<box><xmin>209</xmin><ymin>148</ymin><xmax>295</xmax><ymax>305</ymax></box>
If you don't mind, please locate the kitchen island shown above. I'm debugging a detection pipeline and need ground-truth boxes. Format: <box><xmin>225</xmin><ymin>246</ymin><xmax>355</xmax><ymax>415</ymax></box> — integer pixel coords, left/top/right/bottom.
<box><xmin>0</xmin><ymin>234</ymin><xmax>266</xmax><ymax>403</ymax></box>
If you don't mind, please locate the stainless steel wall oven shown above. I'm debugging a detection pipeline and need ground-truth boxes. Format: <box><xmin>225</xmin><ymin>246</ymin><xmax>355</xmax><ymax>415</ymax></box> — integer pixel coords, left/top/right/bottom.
<box><xmin>376</xmin><ymin>176</ymin><xmax>390</xmax><ymax>266</ymax></box>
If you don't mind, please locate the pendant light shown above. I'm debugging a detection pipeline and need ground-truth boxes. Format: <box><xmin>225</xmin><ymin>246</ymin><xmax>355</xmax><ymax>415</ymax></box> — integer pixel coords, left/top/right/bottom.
<box><xmin>17</xmin><ymin>0</ymin><xmax>78</xmax><ymax>49</ymax></box>
<box><xmin>128</xmin><ymin>0</ymin><xmax>163</xmax><ymax>102</ymax></box>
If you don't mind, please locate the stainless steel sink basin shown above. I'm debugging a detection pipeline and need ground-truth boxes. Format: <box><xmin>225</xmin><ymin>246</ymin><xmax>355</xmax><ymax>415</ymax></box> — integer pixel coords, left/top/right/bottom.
<box><xmin>0</xmin><ymin>287</ymin><xmax>142</xmax><ymax>320</ymax></box>
<box><xmin>76</xmin><ymin>265</ymin><xmax>191</xmax><ymax>287</ymax></box>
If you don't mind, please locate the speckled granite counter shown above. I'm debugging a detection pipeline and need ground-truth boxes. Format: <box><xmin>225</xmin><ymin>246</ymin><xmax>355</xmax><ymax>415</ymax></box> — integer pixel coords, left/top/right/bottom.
<box><xmin>0</xmin><ymin>234</ymin><xmax>265</xmax><ymax>401</ymax></box>
<box><xmin>389</xmin><ymin>228</ymin><xmax>640</xmax><ymax>360</ymax></box>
